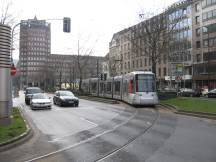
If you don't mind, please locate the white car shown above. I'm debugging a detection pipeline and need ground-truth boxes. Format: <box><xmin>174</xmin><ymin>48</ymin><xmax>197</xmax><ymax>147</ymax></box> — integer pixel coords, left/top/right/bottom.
<box><xmin>30</xmin><ymin>93</ymin><xmax>52</xmax><ymax>110</ymax></box>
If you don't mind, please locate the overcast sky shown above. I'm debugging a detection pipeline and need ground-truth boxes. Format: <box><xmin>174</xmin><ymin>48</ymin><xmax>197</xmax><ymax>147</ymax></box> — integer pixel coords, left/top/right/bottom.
<box><xmin>2</xmin><ymin>0</ymin><xmax>179</xmax><ymax>59</ymax></box>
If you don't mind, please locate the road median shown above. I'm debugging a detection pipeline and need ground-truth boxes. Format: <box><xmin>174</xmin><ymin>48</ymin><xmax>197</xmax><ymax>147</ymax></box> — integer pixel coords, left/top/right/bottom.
<box><xmin>0</xmin><ymin>107</ymin><xmax>32</xmax><ymax>152</ymax></box>
<box><xmin>160</xmin><ymin>97</ymin><xmax>216</xmax><ymax>120</ymax></box>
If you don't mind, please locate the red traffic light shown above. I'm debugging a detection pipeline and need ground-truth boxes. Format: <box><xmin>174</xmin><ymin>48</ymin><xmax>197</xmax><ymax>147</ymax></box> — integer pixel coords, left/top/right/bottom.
<box><xmin>11</xmin><ymin>65</ymin><xmax>16</xmax><ymax>76</ymax></box>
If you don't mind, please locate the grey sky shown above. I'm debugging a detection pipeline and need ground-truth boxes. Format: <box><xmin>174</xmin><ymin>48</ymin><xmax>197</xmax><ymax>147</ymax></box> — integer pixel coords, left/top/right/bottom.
<box><xmin>2</xmin><ymin>0</ymin><xmax>179</xmax><ymax>59</ymax></box>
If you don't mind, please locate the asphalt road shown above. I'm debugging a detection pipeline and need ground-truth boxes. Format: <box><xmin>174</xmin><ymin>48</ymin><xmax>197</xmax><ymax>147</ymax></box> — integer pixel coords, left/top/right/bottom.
<box><xmin>0</xmin><ymin>92</ymin><xmax>216</xmax><ymax>162</ymax></box>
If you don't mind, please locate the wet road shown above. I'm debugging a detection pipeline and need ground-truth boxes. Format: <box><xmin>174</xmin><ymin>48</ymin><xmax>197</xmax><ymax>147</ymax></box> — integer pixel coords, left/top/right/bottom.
<box><xmin>0</xmin><ymin>92</ymin><xmax>216</xmax><ymax>162</ymax></box>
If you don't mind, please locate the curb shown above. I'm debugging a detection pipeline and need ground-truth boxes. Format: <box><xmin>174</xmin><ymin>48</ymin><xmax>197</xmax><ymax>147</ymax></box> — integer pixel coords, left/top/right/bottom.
<box><xmin>160</xmin><ymin>103</ymin><xmax>216</xmax><ymax>120</ymax></box>
<box><xmin>79</xmin><ymin>96</ymin><xmax>119</xmax><ymax>104</ymax></box>
<box><xmin>0</xmin><ymin>107</ymin><xmax>33</xmax><ymax>152</ymax></box>
<box><xmin>159</xmin><ymin>103</ymin><xmax>178</xmax><ymax>112</ymax></box>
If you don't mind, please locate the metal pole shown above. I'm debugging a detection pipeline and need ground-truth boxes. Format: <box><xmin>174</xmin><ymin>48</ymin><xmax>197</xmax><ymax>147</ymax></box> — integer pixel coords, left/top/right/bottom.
<box><xmin>97</xmin><ymin>58</ymin><xmax>99</xmax><ymax>95</ymax></box>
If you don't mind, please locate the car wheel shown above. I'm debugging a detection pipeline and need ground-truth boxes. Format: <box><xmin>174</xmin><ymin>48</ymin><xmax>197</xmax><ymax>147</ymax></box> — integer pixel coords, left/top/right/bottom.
<box><xmin>25</xmin><ymin>100</ymin><xmax>29</xmax><ymax>105</ymax></box>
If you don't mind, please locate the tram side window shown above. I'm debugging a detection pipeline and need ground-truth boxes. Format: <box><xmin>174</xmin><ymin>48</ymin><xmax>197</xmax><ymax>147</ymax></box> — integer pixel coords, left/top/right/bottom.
<box><xmin>107</xmin><ymin>82</ymin><xmax>112</xmax><ymax>94</ymax></box>
<box><xmin>128</xmin><ymin>79</ymin><xmax>134</xmax><ymax>93</ymax></box>
<box><xmin>114</xmin><ymin>81</ymin><xmax>121</xmax><ymax>95</ymax></box>
<box><xmin>123</xmin><ymin>81</ymin><xmax>128</xmax><ymax>95</ymax></box>
<box><xmin>136</xmin><ymin>74</ymin><xmax>156</xmax><ymax>92</ymax></box>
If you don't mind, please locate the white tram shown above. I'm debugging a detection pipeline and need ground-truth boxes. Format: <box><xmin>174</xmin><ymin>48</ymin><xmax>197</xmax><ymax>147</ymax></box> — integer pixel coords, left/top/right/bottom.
<box><xmin>81</xmin><ymin>71</ymin><xmax>159</xmax><ymax>106</ymax></box>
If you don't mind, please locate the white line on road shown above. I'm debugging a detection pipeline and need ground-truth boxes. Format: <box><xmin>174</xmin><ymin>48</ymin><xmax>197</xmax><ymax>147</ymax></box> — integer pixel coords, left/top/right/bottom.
<box><xmin>147</xmin><ymin>121</ymin><xmax>151</xmax><ymax>125</ymax></box>
<box><xmin>48</xmin><ymin>117</ymin><xmax>98</xmax><ymax>143</ymax></box>
<box><xmin>25</xmin><ymin>110</ymin><xmax>138</xmax><ymax>162</ymax></box>
<box><xmin>79</xmin><ymin>117</ymin><xmax>98</xmax><ymax>127</ymax></box>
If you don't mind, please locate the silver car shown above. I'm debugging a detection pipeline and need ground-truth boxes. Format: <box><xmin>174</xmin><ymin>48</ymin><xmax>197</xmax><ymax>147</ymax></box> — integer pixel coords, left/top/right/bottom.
<box><xmin>30</xmin><ymin>93</ymin><xmax>52</xmax><ymax>110</ymax></box>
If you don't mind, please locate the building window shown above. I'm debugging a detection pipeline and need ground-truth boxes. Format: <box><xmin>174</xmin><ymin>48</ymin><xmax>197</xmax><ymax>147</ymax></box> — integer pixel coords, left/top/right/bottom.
<box><xmin>163</xmin><ymin>67</ymin><xmax>166</xmax><ymax>76</ymax></box>
<box><xmin>196</xmin><ymin>54</ymin><xmax>201</xmax><ymax>62</ymax></box>
<box><xmin>203</xmin><ymin>12</ymin><xmax>208</xmax><ymax>21</ymax></box>
<box><xmin>196</xmin><ymin>41</ymin><xmax>201</xmax><ymax>48</ymax></box>
<box><xmin>195</xmin><ymin>3</ymin><xmax>200</xmax><ymax>12</ymax></box>
<box><xmin>128</xmin><ymin>62</ymin><xmax>130</xmax><ymax>69</ymax></box>
<box><xmin>203</xmin><ymin>0</ymin><xmax>216</xmax><ymax>8</ymax></box>
<box><xmin>203</xmin><ymin>39</ymin><xmax>208</xmax><ymax>47</ymax></box>
<box><xmin>149</xmin><ymin>58</ymin><xmax>151</xmax><ymax>66</ymax></box>
<box><xmin>204</xmin><ymin>51</ymin><xmax>216</xmax><ymax>61</ymax></box>
<box><xmin>207</xmin><ymin>10</ymin><xmax>213</xmax><ymax>19</ymax></box>
<box><xmin>196</xmin><ymin>28</ymin><xmax>200</xmax><ymax>36</ymax></box>
<box><xmin>158</xmin><ymin>68</ymin><xmax>161</xmax><ymax>77</ymax></box>
<box><xmin>195</xmin><ymin>16</ymin><xmax>200</xmax><ymax>24</ymax></box>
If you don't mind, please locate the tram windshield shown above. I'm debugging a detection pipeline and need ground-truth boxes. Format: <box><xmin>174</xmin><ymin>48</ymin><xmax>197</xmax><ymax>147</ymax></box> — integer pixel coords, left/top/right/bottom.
<box><xmin>136</xmin><ymin>74</ymin><xmax>156</xmax><ymax>92</ymax></box>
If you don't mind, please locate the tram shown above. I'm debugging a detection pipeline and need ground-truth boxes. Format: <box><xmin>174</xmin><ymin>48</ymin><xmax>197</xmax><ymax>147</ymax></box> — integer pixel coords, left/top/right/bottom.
<box><xmin>81</xmin><ymin>71</ymin><xmax>159</xmax><ymax>106</ymax></box>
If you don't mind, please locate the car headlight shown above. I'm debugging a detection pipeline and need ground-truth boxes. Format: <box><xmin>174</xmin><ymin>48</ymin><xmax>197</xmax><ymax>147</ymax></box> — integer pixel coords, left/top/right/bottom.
<box><xmin>60</xmin><ymin>97</ymin><xmax>65</xmax><ymax>101</ymax></box>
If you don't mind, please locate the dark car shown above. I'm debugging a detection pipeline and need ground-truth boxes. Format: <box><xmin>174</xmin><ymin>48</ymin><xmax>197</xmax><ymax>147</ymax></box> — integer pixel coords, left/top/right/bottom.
<box><xmin>178</xmin><ymin>88</ymin><xmax>201</xmax><ymax>97</ymax></box>
<box><xmin>53</xmin><ymin>90</ymin><xmax>79</xmax><ymax>107</ymax></box>
<box><xmin>25</xmin><ymin>87</ymin><xmax>42</xmax><ymax>105</ymax></box>
<box><xmin>207</xmin><ymin>89</ymin><xmax>216</xmax><ymax>98</ymax></box>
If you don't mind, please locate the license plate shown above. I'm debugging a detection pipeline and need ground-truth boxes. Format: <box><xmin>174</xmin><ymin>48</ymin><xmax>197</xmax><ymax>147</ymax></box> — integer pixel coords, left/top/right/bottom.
<box><xmin>69</xmin><ymin>101</ymin><xmax>74</xmax><ymax>103</ymax></box>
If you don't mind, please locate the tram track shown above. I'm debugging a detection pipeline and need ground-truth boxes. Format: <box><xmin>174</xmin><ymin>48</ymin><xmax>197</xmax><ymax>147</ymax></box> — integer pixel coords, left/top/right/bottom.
<box><xmin>23</xmin><ymin>106</ymin><xmax>159</xmax><ymax>162</ymax></box>
<box><xmin>94</xmin><ymin>108</ymin><xmax>160</xmax><ymax>162</ymax></box>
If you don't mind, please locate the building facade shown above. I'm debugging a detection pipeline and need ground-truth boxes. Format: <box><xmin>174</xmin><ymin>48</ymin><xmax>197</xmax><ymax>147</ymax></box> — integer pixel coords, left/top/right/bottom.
<box><xmin>166</xmin><ymin>0</ymin><xmax>193</xmax><ymax>88</ymax></box>
<box><xmin>19</xmin><ymin>17</ymin><xmax>105</xmax><ymax>90</ymax></box>
<box><xmin>19</xmin><ymin>16</ymin><xmax>51</xmax><ymax>88</ymax></box>
<box><xmin>108</xmin><ymin>0</ymin><xmax>216</xmax><ymax>90</ymax></box>
<box><xmin>48</xmin><ymin>54</ymin><xmax>105</xmax><ymax>88</ymax></box>
<box><xmin>192</xmin><ymin>0</ymin><xmax>216</xmax><ymax>89</ymax></box>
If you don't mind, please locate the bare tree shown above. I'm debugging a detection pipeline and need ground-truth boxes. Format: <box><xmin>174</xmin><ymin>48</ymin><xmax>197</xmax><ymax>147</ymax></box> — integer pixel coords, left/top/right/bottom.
<box><xmin>128</xmin><ymin>12</ymin><xmax>172</xmax><ymax>77</ymax></box>
<box><xmin>75</xmin><ymin>35</ymin><xmax>100</xmax><ymax>92</ymax></box>
<box><xmin>76</xmin><ymin>40</ymin><xmax>93</xmax><ymax>91</ymax></box>
<box><xmin>0</xmin><ymin>0</ymin><xmax>16</xmax><ymax>25</ymax></box>
<box><xmin>128</xmin><ymin>0</ymin><xmax>194</xmax><ymax>81</ymax></box>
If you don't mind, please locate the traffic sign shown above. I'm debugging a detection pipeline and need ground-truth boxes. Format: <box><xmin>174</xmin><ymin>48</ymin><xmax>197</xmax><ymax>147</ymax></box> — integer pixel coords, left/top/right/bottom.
<box><xmin>11</xmin><ymin>65</ymin><xmax>16</xmax><ymax>76</ymax></box>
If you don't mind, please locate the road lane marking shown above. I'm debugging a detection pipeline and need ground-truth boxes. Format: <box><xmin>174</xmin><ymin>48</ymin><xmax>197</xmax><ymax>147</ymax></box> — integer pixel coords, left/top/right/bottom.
<box><xmin>79</xmin><ymin>117</ymin><xmax>98</xmax><ymax>127</ymax></box>
<box><xmin>48</xmin><ymin>125</ymin><xmax>98</xmax><ymax>143</ymax></box>
<box><xmin>48</xmin><ymin>118</ymin><xmax>98</xmax><ymax>142</ymax></box>
<box><xmin>25</xmin><ymin>110</ymin><xmax>138</xmax><ymax>162</ymax></box>
<box><xmin>147</xmin><ymin>121</ymin><xmax>151</xmax><ymax>125</ymax></box>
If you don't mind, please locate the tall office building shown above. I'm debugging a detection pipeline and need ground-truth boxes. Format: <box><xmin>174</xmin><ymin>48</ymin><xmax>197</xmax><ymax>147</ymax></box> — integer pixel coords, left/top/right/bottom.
<box><xmin>192</xmin><ymin>0</ymin><xmax>216</xmax><ymax>89</ymax></box>
<box><xmin>19</xmin><ymin>16</ymin><xmax>51</xmax><ymax>88</ymax></box>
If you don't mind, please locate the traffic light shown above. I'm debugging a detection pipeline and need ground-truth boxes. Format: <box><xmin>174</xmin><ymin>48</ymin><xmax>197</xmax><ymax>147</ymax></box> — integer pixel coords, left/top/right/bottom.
<box><xmin>63</xmin><ymin>17</ymin><xmax>71</xmax><ymax>33</ymax></box>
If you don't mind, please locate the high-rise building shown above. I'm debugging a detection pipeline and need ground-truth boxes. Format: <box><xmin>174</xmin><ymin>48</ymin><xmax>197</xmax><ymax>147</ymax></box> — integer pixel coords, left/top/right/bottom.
<box><xmin>19</xmin><ymin>16</ymin><xmax>51</xmax><ymax>88</ymax></box>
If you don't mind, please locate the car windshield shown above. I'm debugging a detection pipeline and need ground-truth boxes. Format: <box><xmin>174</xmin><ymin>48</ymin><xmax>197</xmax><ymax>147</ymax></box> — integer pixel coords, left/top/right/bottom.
<box><xmin>210</xmin><ymin>89</ymin><xmax>216</xmax><ymax>93</ymax></box>
<box><xmin>26</xmin><ymin>88</ymin><xmax>41</xmax><ymax>94</ymax></box>
<box><xmin>59</xmin><ymin>91</ymin><xmax>74</xmax><ymax>96</ymax></box>
<box><xmin>32</xmin><ymin>94</ymin><xmax>48</xmax><ymax>99</ymax></box>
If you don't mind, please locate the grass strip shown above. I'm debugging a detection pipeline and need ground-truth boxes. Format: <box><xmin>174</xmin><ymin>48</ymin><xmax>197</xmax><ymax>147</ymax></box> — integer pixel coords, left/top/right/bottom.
<box><xmin>0</xmin><ymin>108</ymin><xmax>27</xmax><ymax>144</ymax></box>
<box><xmin>161</xmin><ymin>97</ymin><xmax>216</xmax><ymax>113</ymax></box>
